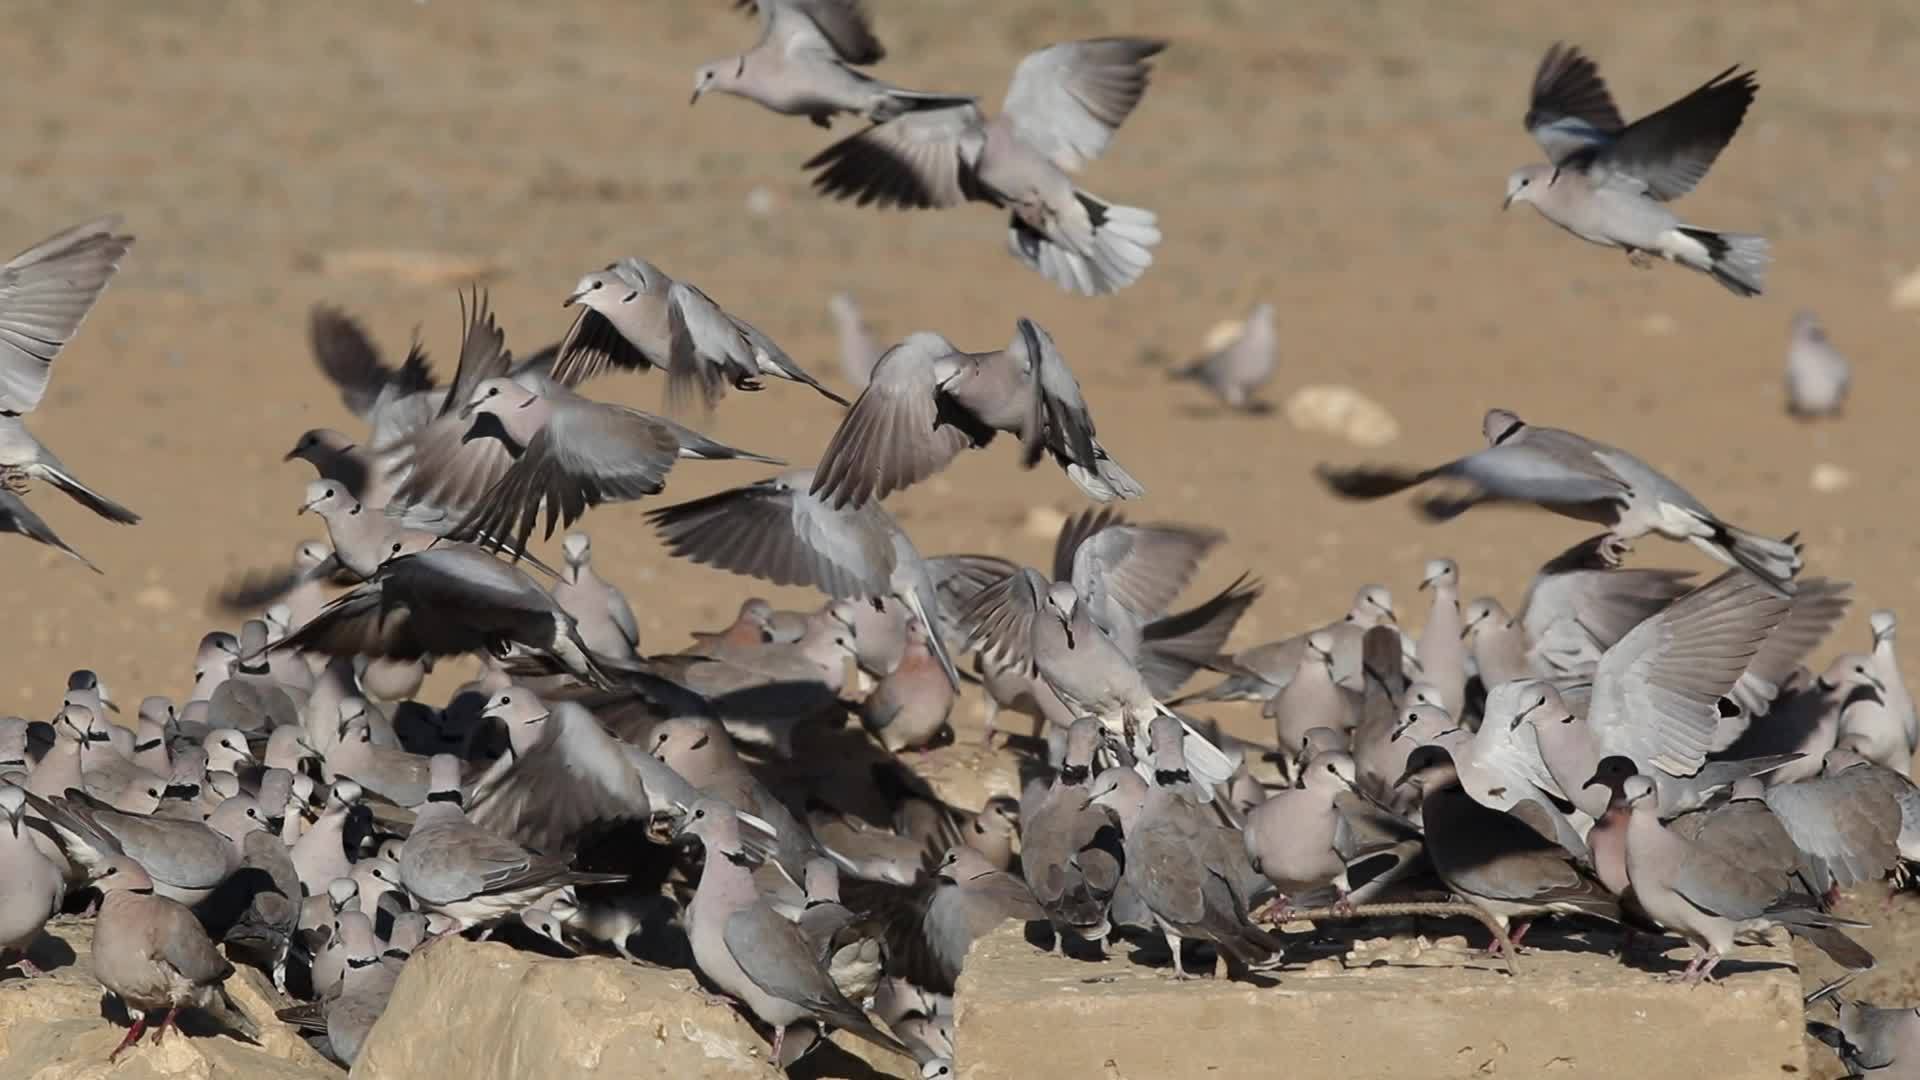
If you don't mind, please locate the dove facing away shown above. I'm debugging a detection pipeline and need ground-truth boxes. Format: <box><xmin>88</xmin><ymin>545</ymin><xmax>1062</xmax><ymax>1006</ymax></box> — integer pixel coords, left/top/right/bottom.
<box><xmin>1506</xmin><ymin>43</ymin><xmax>1767</xmax><ymax>295</ymax></box>
<box><xmin>1173</xmin><ymin>303</ymin><xmax>1275</xmax><ymax>410</ymax></box>
<box><xmin>0</xmin><ymin>217</ymin><xmax>140</xmax><ymax>557</ymax></box>
<box><xmin>1784</xmin><ymin>311</ymin><xmax>1850</xmax><ymax>419</ymax></box>
<box><xmin>1318</xmin><ymin>407</ymin><xmax>1803</xmax><ymax>594</ymax></box>
<box><xmin>691</xmin><ymin>0</ymin><xmax>972</xmax><ymax>128</ymax></box>
<box><xmin>806</xmin><ymin>37</ymin><xmax>1166</xmax><ymax>296</ymax></box>
<box><xmin>811</xmin><ymin>318</ymin><xmax>1141</xmax><ymax>508</ymax></box>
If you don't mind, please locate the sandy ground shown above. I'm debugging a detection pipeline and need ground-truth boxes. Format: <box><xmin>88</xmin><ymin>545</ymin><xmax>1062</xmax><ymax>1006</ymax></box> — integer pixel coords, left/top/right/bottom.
<box><xmin>6</xmin><ymin>1</ymin><xmax>1920</xmax><ymax>1074</ymax></box>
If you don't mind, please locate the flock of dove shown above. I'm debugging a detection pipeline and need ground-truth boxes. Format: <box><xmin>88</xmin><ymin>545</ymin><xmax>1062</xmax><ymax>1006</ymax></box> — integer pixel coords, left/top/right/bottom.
<box><xmin>0</xmin><ymin>5</ymin><xmax>1904</xmax><ymax>1077</ymax></box>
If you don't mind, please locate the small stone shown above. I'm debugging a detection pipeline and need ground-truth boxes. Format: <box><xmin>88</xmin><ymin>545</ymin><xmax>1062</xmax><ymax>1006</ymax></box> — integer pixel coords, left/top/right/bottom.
<box><xmin>1810</xmin><ymin>463</ymin><xmax>1854</xmax><ymax>493</ymax></box>
<box><xmin>1284</xmin><ymin>384</ymin><xmax>1400</xmax><ymax>448</ymax></box>
<box><xmin>1892</xmin><ymin>266</ymin><xmax>1920</xmax><ymax>310</ymax></box>
<box><xmin>133</xmin><ymin>584</ymin><xmax>175</xmax><ymax>611</ymax></box>
<box><xmin>744</xmin><ymin>186</ymin><xmax>777</xmax><ymax>217</ymax></box>
<box><xmin>1638</xmin><ymin>313</ymin><xmax>1677</xmax><ymax>336</ymax></box>
<box><xmin>1024</xmin><ymin>505</ymin><xmax>1068</xmax><ymax>539</ymax></box>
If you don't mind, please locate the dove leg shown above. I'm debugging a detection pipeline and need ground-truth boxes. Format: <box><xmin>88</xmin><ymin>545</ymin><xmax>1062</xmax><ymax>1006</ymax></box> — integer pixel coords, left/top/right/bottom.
<box><xmin>109</xmin><ymin>1014</ymin><xmax>149</xmax><ymax>1062</ymax></box>
<box><xmin>152</xmin><ymin>1007</ymin><xmax>181</xmax><ymax>1044</ymax></box>
<box><xmin>1163</xmin><ymin>929</ymin><xmax>1191</xmax><ymax>980</ymax></box>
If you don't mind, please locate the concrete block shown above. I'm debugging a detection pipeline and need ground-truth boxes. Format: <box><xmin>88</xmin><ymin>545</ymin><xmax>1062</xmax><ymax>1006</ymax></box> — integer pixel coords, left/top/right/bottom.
<box><xmin>953</xmin><ymin>923</ymin><xmax>1809</xmax><ymax>1080</ymax></box>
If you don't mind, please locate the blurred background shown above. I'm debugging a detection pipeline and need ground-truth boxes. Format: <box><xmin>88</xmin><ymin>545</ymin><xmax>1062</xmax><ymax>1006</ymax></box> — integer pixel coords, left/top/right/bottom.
<box><xmin>4</xmin><ymin>0</ymin><xmax>1918</xmax><ymax>704</ymax></box>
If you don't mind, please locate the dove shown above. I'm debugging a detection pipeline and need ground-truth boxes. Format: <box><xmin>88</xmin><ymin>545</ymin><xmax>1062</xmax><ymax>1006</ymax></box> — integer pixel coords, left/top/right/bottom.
<box><xmin>325</xmin><ymin>712</ymin><xmax>432</xmax><ymax>807</ymax></box>
<box><xmin>0</xmin><ymin>781</ymin><xmax>64</xmax><ymax>977</ymax></box>
<box><xmin>285</xmin><ymin>427</ymin><xmax>394</xmax><ymax>509</ymax></box>
<box><xmin>811</xmin><ymin>319</ymin><xmax>1142</xmax><ymax>508</ymax></box>
<box><xmin>1022</xmin><ymin>723</ymin><xmax>1126</xmax><ymax>946</ymax></box>
<box><xmin>647</xmin><ymin>467</ymin><xmax>960</xmax><ymax>688</ymax></box>
<box><xmin>1124</xmin><ymin>716</ymin><xmax>1282</xmax><ymax>979</ymax></box>
<box><xmin>648</xmin><ymin>714</ymin><xmax>823</xmax><ymax>884</ymax></box>
<box><xmin>1728</xmin><ymin>654</ymin><xmax>1881</xmax><ymax>786</ymax></box>
<box><xmin>298</xmin><ymin>480</ymin><xmax>437</xmax><ymax>580</ymax></box>
<box><xmin>1837</xmin><ymin>682</ymin><xmax>1906</xmax><ymax>773</ymax></box>
<box><xmin>677</xmin><ymin>799</ymin><xmax>911</xmax><ymax>1066</ymax></box>
<box><xmin>1867</xmin><ymin>610</ymin><xmax>1917</xmax><ymax>754</ymax></box>
<box><xmin>806</xmin><ymin>37</ymin><xmax>1166</xmax><ymax>296</ymax></box>
<box><xmin>91</xmin><ymin>855</ymin><xmax>259</xmax><ymax>1061</ymax></box>
<box><xmin>1461</xmin><ymin>598</ymin><xmax>1531</xmax><ymax>687</ymax></box>
<box><xmin>1172</xmin><ymin>302</ymin><xmax>1275</xmax><ymax>409</ymax></box>
<box><xmin>306</xmin><ymin>303</ymin><xmax>441</xmax><ymax>440</ymax></box>
<box><xmin>1806</xmin><ymin>977</ymin><xmax>1920</xmax><ymax>1077</ymax></box>
<box><xmin>1506</xmin><ymin>43</ymin><xmax>1767</xmax><ymax>295</ymax></box>
<box><xmin>791</xmin><ymin>858</ymin><xmax>883</xmax><ymax>1004</ymax></box>
<box><xmin>398</xmin><ymin>755</ymin><xmax>621</xmax><ymax>930</ymax></box>
<box><xmin>190</xmin><ymin>631</ymin><xmax>242</xmax><ymax>703</ymax></box>
<box><xmin>829</xmin><ymin>291</ymin><xmax>878</xmax><ymax>388</ymax></box>
<box><xmin>551</xmin><ymin>531</ymin><xmax>640</xmax><ymax>662</ymax></box>
<box><xmin>0</xmin><ymin>217</ymin><xmax>141</xmax><ymax>539</ymax></box>
<box><xmin>30</xmin><ymin>787</ymin><xmax>265</xmax><ymax>907</ymax></box>
<box><xmin>1819</xmin><ymin>749</ymin><xmax>1920</xmax><ymax>867</ymax></box>
<box><xmin>263</xmin><ymin>543</ymin><xmax>631</xmax><ymax>691</ymax></box>
<box><xmin>691</xmin><ymin>0</ymin><xmax>972</xmax><ymax>127</ymax></box>
<box><xmin>274</xmin><ymin>910</ymin><xmax>395</xmax><ymax>1066</ymax></box>
<box><xmin>1264</xmin><ymin>629</ymin><xmax>1363</xmax><ymax>763</ymax></box>
<box><xmin>1518</xmin><ymin>534</ymin><xmax>1693</xmax><ymax>679</ymax></box>
<box><xmin>1621</xmin><ymin>774</ymin><xmax>1870</xmax><ymax>983</ymax></box>
<box><xmin>1784</xmin><ymin>310</ymin><xmax>1851</xmax><ymax>419</ymax></box>
<box><xmin>1398</xmin><ymin>743</ymin><xmax>1618</xmax><ymax>958</ymax></box>
<box><xmin>1176</xmin><ymin>584</ymin><xmax>1401</xmax><ymax>705</ymax></box>
<box><xmin>290</xmin><ymin>780</ymin><xmax>366</xmax><ymax>898</ymax></box>
<box><xmin>1415</xmin><ymin>559</ymin><xmax>1468</xmax><ymax>719</ymax></box>
<box><xmin>1243</xmin><ymin>750</ymin><xmax>1405</xmax><ymax>918</ymax></box>
<box><xmin>861</xmin><ymin>618</ymin><xmax>957</xmax><ymax>751</ymax></box>
<box><xmin>546</xmin><ymin>260</ymin><xmax>844</xmax><ymax>414</ymax></box>
<box><xmin>1318</xmin><ymin>408</ymin><xmax>1803</xmax><ymax>594</ymax></box>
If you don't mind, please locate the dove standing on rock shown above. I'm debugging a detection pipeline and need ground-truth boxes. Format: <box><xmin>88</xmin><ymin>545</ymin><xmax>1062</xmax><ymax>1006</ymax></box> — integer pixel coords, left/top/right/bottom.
<box><xmin>1784</xmin><ymin>311</ymin><xmax>1850</xmax><ymax>419</ymax></box>
<box><xmin>91</xmin><ymin>855</ymin><xmax>259</xmax><ymax>1061</ymax></box>
<box><xmin>1173</xmin><ymin>302</ymin><xmax>1275</xmax><ymax>410</ymax></box>
<box><xmin>806</xmin><ymin>37</ymin><xmax>1167</xmax><ymax>296</ymax></box>
<box><xmin>0</xmin><ymin>217</ymin><xmax>141</xmax><ymax>568</ymax></box>
<box><xmin>690</xmin><ymin>0</ymin><xmax>972</xmax><ymax>128</ymax></box>
<box><xmin>0</xmin><ymin>781</ymin><xmax>64</xmax><ymax>977</ymax></box>
<box><xmin>1505</xmin><ymin>43</ymin><xmax>1768</xmax><ymax>295</ymax></box>
<box><xmin>678</xmin><ymin>798</ymin><xmax>911</xmax><ymax>1067</ymax></box>
<box><xmin>1319</xmin><ymin>408</ymin><xmax>1803</xmax><ymax>594</ymax></box>
<box><xmin>1022</xmin><ymin>719</ymin><xmax>1125</xmax><ymax>948</ymax></box>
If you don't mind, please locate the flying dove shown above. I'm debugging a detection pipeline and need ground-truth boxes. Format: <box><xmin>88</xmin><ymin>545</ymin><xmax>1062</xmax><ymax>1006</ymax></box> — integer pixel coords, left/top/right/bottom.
<box><xmin>1784</xmin><ymin>311</ymin><xmax>1851</xmax><ymax>419</ymax></box>
<box><xmin>647</xmin><ymin>467</ymin><xmax>960</xmax><ymax>687</ymax></box>
<box><xmin>648</xmin><ymin>713</ymin><xmax>824</xmax><ymax>885</ymax></box>
<box><xmin>1172</xmin><ymin>302</ymin><xmax>1275</xmax><ymax>410</ymax></box>
<box><xmin>298</xmin><ymin>480</ymin><xmax>437</xmax><ymax>580</ymax></box>
<box><xmin>1620</xmin><ymin>774</ymin><xmax>1870</xmax><ymax>983</ymax></box>
<box><xmin>691</xmin><ymin>0</ymin><xmax>972</xmax><ymax>127</ymax></box>
<box><xmin>91</xmin><ymin>854</ymin><xmax>259</xmax><ymax>1061</ymax></box>
<box><xmin>398</xmin><ymin>754</ymin><xmax>622</xmax><ymax>930</ymax></box>
<box><xmin>285</xmin><ymin>427</ymin><xmax>396</xmax><ymax>509</ymax></box>
<box><xmin>810</xmin><ymin>318</ymin><xmax>1142</xmax><ymax>508</ymax></box>
<box><xmin>306</xmin><ymin>303</ymin><xmax>442</xmax><ymax>448</ymax></box>
<box><xmin>1319</xmin><ymin>408</ymin><xmax>1803</xmax><ymax>594</ymax></box>
<box><xmin>806</xmin><ymin>38</ymin><xmax>1166</xmax><ymax>296</ymax></box>
<box><xmin>552</xmin><ymin>531</ymin><xmax>641</xmax><ymax>661</ymax></box>
<box><xmin>829</xmin><ymin>291</ymin><xmax>879</xmax><ymax>388</ymax></box>
<box><xmin>549</xmin><ymin>260</ymin><xmax>845</xmax><ymax>412</ymax></box>
<box><xmin>1518</xmin><ymin>534</ymin><xmax>1692</xmax><ymax>680</ymax></box>
<box><xmin>677</xmin><ymin>798</ymin><xmax>911</xmax><ymax>1066</ymax></box>
<box><xmin>0</xmin><ymin>217</ymin><xmax>141</xmax><ymax>544</ymax></box>
<box><xmin>1506</xmin><ymin>43</ymin><xmax>1767</xmax><ymax>295</ymax></box>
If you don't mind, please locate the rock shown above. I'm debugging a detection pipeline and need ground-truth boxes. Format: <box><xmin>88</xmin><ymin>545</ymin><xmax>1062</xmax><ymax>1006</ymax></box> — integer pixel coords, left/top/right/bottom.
<box><xmin>353</xmin><ymin>934</ymin><xmax>916</xmax><ymax>1079</ymax></box>
<box><xmin>1284</xmin><ymin>385</ymin><xmax>1400</xmax><ymax>448</ymax></box>
<box><xmin>1810</xmin><ymin>463</ymin><xmax>1853</xmax><ymax>494</ymax></box>
<box><xmin>0</xmin><ymin>916</ymin><xmax>335</xmax><ymax>1079</ymax></box>
<box><xmin>1891</xmin><ymin>266</ymin><xmax>1920</xmax><ymax>311</ymax></box>
<box><xmin>1023</xmin><ymin>505</ymin><xmax>1068</xmax><ymax>540</ymax></box>
<box><xmin>953</xmin><ymin>922</ymin><xmax>1807</xmax><ymax>1079</ymax></box>
<box><xmin>1638</xmin><ymin>313</ymin><xmax>1678</xmax><ymax>337</ymax></box>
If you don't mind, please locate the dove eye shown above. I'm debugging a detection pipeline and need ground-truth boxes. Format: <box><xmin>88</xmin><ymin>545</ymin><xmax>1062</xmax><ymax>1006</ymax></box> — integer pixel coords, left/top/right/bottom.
<box><xmin>693</xmin><ymin>809</ymin><xmax>706</xmax><ymax>820</ymax></box>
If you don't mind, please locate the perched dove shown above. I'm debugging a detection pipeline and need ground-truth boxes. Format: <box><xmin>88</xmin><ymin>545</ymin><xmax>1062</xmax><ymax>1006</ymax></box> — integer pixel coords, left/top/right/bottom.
<box><xmin>0</xmin><ymin>781</ymin><xmax>64</xmax><ymax>977</ymax></box>
<box><xmin>1415</xmin><ymin>559</ymin><xmax>1468</xmax><ymax>720</ymax></box>
<box><xmin>1506</xmin><ymin>43</ymin><xmax>1767</xmax><ymax>295</ymax></box>
<box><xmin>1868</xmin><ymin>610</ymin><xmax>1917</xmax><ymax>754</ymax></box>
<box><xmin>1021</xmin><ymin>719</ymin><xmax>1125</xmax><ymax>946</ymax></box>
<box><xmin>1172</xmin><ymin>302</ymin><xmax>1275</xmax><ymax>409</ymax></box>
<box><xmin>806</xmin><ymin>38</ymin><xmax>1166</xmax><ymax>296</ymax></box>
<box><xmin>1319</xmin><ymin>408</ymin><xmax>1803</xmax><ymax>594</ymax></box>
<box><xmin>691</xmin><ymin>0</ymin><xmax>971</xmax><ymax>127</ymax></box>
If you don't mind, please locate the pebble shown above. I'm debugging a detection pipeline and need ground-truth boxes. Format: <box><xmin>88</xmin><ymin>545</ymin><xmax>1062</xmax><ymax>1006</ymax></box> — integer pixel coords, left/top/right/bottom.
<box><xmin>1892</xmin><ymin>266</ymin><xmax>1920</xmax><ymax>310</ymax></box>
<box><xmin>133</xmin><ymin>585</ymin><xmax>176</xmax><ymax>612</ymax></box>
<box><xmin>1023</xmin><ymin>505</ymin><xmax>1068</xmax><ymax>539</ymax></box>
<box><xmin>1284</xmin><ymin>384</ymin><xmax>1400</xmax><ymax>447</ymax></box>
<box><xmin>1810</xmin><ymin>463</ymin><xmax>1854</xmax><ymax>494</ymax></box>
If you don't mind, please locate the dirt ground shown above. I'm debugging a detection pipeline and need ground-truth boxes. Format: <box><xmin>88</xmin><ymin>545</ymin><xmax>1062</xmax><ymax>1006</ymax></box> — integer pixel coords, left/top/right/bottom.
<box><xmin>5</xmin><ymin>1</ymin><xmax>1920</xmax><ymax>1074</ymax></box>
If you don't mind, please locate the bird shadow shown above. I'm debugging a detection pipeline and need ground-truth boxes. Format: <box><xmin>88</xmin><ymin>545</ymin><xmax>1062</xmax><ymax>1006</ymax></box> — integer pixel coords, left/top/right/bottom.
<box><xmin>788</xmin><ymin>1039</ymin><xmax>898</xmax><ymax>1080</ymax></box>
<box><xmin>97</xmin><ymin>995</ymin><xmax>242</xmax><ymax>1040</ymax></box>
<box><xmin>5</xmin><ymin>931</ymin><xmax>78</xmax><ymax>980</ymax></box>
<box><xmin>1118</xmin><ymin>935</ymin><xmax>1280</xmax><ymax>988</ymax></box>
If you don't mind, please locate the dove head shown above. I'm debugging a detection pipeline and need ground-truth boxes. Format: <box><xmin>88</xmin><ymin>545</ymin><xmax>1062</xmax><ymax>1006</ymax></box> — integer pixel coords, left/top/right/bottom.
<box><xmin>460</xmin><ymin>375</ymin><xmax>537</xmax><ymax>423</ymax></box>
<box><xmin>936</xmin><ymin>846</ymin><xmax>1000</xmax><ymax>887</ymax></box>
<box><xmin>803</xmin><ymin>857</ymin><xmax>841</xmax><ymax>904</ymax></box>
<box><xmin>1147</xmin><ymin>715</ymin><xmax>1187</xmax><ymax>776</ymax></box>
<box><xmin>1043</xmin><ymin>582</ymin><xmax>1081</xmax><ymax>627</ymax></box>
<box><xmin>1294</xmin><ymin>725</ymin><xmax>1346</xmax><ymax>765</ymax></box>
<box><xmin>137</xmin><ymin>696</ymin><xmax>176</xmax><ymax>729</ymax></box>
<box><xmin>1581</xmin><ymin>754</ymin><xmax>1638</xmax><ymax>802</ymax></box>
<box><xmin>1303</xmin><ymin>749</ymin><xmax>1358</xmax><ymax>795</ymax></box>
<box><xmin>1350</xmin><ymin>584</ymin><xmax>1395</xmax><ymax>626</ymax></box>
<box><xmin>1419</xmin><ymin>559</ymin><xmax>1458</xmax><ymax>591</ymax></box>
<box><xmin>561</xmin><ymin>531</ymin><xmax>592</xmax><ymax>569</ymax></box>
<box><xmin>482</xmin><ymin>692</ymin><xmax>550</xmax><ymax>757</ymax></box>
<box><xmin>299</xmin><ymin>479</ymin><xmax>353</xmax><ymax>519</ymax></box>
<box><xmin>1061</xmin><ymin>718</ymin><xmax>1104</xmax><ymax>782</ymax></box>
<box><xmin>1620</xmin><ymin>774</ymin><xmax>1658</xmax><ymax>810</ymax></box>
<box><xmin>207</xmin><ymin>795</ymin><xmax>268</xmax><ymax>842</ymax></box>
<box><xmin>285</xmin><ymin>427</ymin><xmax>355</xmax><ymax>466</ymax></box>
<box><xmin>1503</xmin><ymin>165</ymin><xmax>1553</xmax><ymax>211</ymax></box>
<box><xmin>1502</xmin><ymin>680</ymin><xmax>1569</xmax><ymax>732</ymax></box>
<box><xmin>95</xmin><ymin>855</ymin><xmax>155</xmax><ymax>896</ymax></box>
<box><xmin>971</xmin><ymin>797</ymin><xmax>1019</xmax><ymax>847</ymax></box>
<box><xmin>1406</xmin><ymin>682</ymin><xmax>1446</xmax><ymax>712</ymax></box>
<box><xmin>1482</xmin><ymin>408</ymin><xmax>1526</xmax><ymax>445</ymax></box>
<box><xmin>0</xmin><ymin>781</ymin><xmax>24</xmax><ymax>836</ymax></box>
<box><xmin>263</xmin><ymin>604</ymin><xmax>293</xmax><ymax>639</ymax></box>
<box><xmin>1391</xmin><ymin>702</ymin><xmax>1452</xmax><ymax>742</ymax></box>
<box><xmin>690</xmin><ymin>59</ymin><xmax>740</xmax><ymax>105</ymax></box>
<box><xmin>651</xmin><ymin>715</ymin><xmax>725</xmax><ymax>768</ymax></box>
<box><xmin>1395</xmin><ymin>743</ymin><xmax>1456</xmax><ymax>791</ymax></box>
<box><xmin>1818</xmin><ymin>653</ymin><xmax>1883</xmax><ymax>695</ymax></box>
<box><xmin>1090</xmin><ymin>765</ymin><xmax>1147</xmax><ymax>816</ymax></box>
<box><xmin>326</xmin><ymin>876</ymin><xmax>359</xmax><ymax>911</ymax></box>
<box><xmin>1303</xmin><ymin>629</ymin><xmax>1337</xmax><ymax>666</ymax></box>
<box><xmin>203</xmin><ymin>728</ymin><xmax>253</xmax><ymax>770</ymax></box>
<box><xmin>1462</xmin><ymin>598</ymin><xmax>1508</xmax><ymax>640</ymax></box>
<box><xmin>673</xmin><ymin>797</ymin><xmax>742</xmax><ymax>850</ymax></box>
<box><xmin>329</xmin><ymin>779</ymin><xmax>365</xmax><ymax>811</ymax></box>
<box><xmin>293</xmin><ymin>538</ymin><xmax>333</xmax><ymax>570</ymax></box>
<box><xmin>239</xmin><ymin>617</ymin><xmax>272</xmax><ymax>657</ymax></box>
<box><xmin>1870</xmin><ymin>610</ymin><xmax>1898</xmax><ymax>646</ymax></box>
